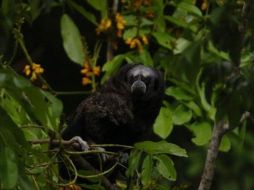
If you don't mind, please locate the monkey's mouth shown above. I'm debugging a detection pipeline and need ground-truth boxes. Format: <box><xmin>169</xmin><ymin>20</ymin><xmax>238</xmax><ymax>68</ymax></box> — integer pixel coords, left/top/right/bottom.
<box><xmin>131</xmin><ymin>80</ymin><xmax>146</xmax><ymax>96</ymax></box>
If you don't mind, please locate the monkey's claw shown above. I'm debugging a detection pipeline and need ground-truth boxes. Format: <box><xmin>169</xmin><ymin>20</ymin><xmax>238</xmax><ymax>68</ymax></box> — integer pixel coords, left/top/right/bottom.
<box><xmin>70</xmin><ymin>136</ymin><xmax>89</xmax><ymax>151</ymax></box>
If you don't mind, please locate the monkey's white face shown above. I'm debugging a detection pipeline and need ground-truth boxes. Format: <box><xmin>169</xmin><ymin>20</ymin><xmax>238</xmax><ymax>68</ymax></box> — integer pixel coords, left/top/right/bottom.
<box><xmin>126</xmin><ymin>65</ymin><xmax>161</xmax><ymax>98</ymax></box>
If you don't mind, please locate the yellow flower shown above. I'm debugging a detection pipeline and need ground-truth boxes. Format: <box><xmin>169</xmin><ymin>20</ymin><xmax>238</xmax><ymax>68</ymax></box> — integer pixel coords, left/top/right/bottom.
<box><xmin>125</xmin><ymin>37</ymin><xmax>147</xmax><ymax>52</ymax></box>
<box><xmin>80</xmin><ymin>62</ymin><xmax>101</xmax><ymax>86</ymax></box>
<box><xmin>35</xmin><ymin>67</ymin><xmax>44</xmax><ymax>74</ymax></box>
<box><xmin>84</xmin><ymin>62</ymin><xmax>90</xmax><ymax>69</ymax></box>
<box><xmin>130</xmin><ymin>38</ymin><xmax>141</xmax><ymax>49</ymax></box>
<box><xmin>96</xmin><ymin>18</ymin><xmax>112</xmax><ymax>34</ymax></box>
<box><xmin>92</xmin><ymin>66</ymin><xmax>101</xmax><ymax>76</ymax></box>
<box><xmin>201</xmin><ymin>0</ymin><xmax>209</xmax><ymax>11</ymax></box>
<box><xmin>80</xmin><ymin>68</ymin><xmax>90</xmax><ymax>74</ymax></box>
<box><xmin>31</xmin><ymin>72</ymin><xmax>38</xmax><ymax>81</ymax></box>
<box><xmin>82</xmin><ymin>77</ymin><xmax>92</xmax><ymax>85</ymax></box>
<box><xmin>23</xmin><ymin>63</ymin><xmax>44</xmax><ymax>81</ymax></box>
<box><xmin>32</xmin><ymin>63</ymin><xmax>44</xmax><ymax>74</ymax></box>
<box><xmin>115</xmin><ymin>13</ymin><xmax>126</xmax><ymax>37</ymax></box>
<box><xmin>115</xmin><ymin>13</ymin><xmax>126</xmax><ymax>30</ymax></box>
<box><xmin>23</xmin><ymin>65</ymin><xmax>31</xmax><ymax>76</ymax></box>
<box><xmin>125</xmin><ymin>38</ymin><xmax>132</xmax><ymax>45</ymax></box>
<box><xmin>141</xmin><ymin>35</ymin><xmax>148</xmax><ymax>45</ymax></box>
<box><xmin>117</xmin><ymin>22</ymin><xmax>125</xmax><ymax>30</ymax></box>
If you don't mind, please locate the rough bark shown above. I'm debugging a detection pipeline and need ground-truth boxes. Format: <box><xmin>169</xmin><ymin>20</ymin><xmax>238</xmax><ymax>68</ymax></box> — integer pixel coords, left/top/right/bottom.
<box><xmin>198</xmin><ymin>120</ymin><xmax>229</xmax><ymax>190</ymax></box>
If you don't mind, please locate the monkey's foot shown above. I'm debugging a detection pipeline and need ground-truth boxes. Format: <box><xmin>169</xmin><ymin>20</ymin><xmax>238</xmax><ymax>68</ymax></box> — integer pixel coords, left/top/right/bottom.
<box><xmin>69</xmin><ymin>136</ymin><xmax>89</xmax><ymax>151</ymax></box>
<box><xmin>119</xmin><ymin>152</ymin><xmax>129</xmax><ymax>163</ymax></box>
<box><xmin>92</xmin><ymin>146</ymin><xmax>111</xmax><ymax>162</ymax></box>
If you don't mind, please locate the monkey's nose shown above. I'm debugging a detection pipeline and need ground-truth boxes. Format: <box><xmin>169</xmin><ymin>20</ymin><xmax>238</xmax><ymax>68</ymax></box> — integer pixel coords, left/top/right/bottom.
<box><xmin>131</xmin><ymin>80</ymin><xmax>146</xmax><ymax>96</ymax></box>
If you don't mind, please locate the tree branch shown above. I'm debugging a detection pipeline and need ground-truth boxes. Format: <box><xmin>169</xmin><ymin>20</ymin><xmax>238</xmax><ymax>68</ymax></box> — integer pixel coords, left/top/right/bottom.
<box><xmin>73</xmin><ymin>156</ymin><xmax>120</xmax><ymax>190</ymax></box>
<box><xmin>198</xmin><ymin>119</ymin><xmax>229</xmax><ymax>190</ymax></box>
<box><xmin>106</xmin><ymin>0</ymin><xmax>119</xmax><ymax>61</ymax></box>
<box><xmin>28</xmin><ymin>139</ymin><xmax>133</xmax><ymax>149</ymax></box>
<box><xmin>29</xmin><ymin>138</ymin><xmax>125</xmax><ymax>190</ymax></box>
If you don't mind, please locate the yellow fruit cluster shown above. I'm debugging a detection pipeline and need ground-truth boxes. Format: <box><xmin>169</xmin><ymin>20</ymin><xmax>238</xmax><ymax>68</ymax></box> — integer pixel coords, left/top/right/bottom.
<box><xmin>133</xmin><ymin>0</ymin><xmax>152</xmax><ymax>8</ymax></box>
<box><xmin>125</xmin><ymin>35</ymin><xmax>148</xmax><ymax>51</ymax></box>
<box><xmin>96</xmin><ymin>13</ymin><xmax>126</xmax><ymax>38</ymax></box>
<box><xmin>96</xmin><ymin>18</ymin><xmax>112</xmax><ymax>34</ymax></box>
<box><xmin>115</xmin><ymin>13</ymin><xmax>126</xmax><ymax>37</ymax></box>
<box><xmin>80</xmin><ymin>62</ymin><xmax>101</xmax><ymax>86</ymax></box>
<box><xmin>23</xmin><ymin>63</ymin><xmax>44</xmax><ymax>81</ymax></box>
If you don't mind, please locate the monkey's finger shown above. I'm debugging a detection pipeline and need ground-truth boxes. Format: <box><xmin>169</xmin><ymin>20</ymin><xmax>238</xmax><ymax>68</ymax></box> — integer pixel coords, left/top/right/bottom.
<box><xmin>70</xmin><ymin>136</ymin><xmax>89</xmax><ymax>151</ymax></box>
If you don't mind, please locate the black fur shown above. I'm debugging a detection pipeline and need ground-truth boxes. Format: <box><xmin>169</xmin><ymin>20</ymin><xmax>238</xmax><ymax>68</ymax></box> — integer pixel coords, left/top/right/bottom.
<box><xmin>60</xmin><ymin>64</ymin><xmax>165</xmax><ymax>182</ymax></box>
<box><xmin>62</xmin><ymin>64</ymin><xmax>164</xmax><ymax>145</ymax></box>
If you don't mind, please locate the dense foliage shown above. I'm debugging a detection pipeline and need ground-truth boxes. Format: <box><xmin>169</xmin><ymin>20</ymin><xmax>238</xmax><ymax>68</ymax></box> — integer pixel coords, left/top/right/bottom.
<box><xmin>1</xmin><ymin>0</ymin><xmax>254</xmax><ymax>189</ymax></box>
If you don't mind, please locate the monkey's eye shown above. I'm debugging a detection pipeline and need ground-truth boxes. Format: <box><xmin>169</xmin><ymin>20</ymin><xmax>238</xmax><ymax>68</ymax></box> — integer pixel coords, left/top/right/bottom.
<box><xmin>142</xmin><ymin>77</ymin><xmax>151</xmax><ymax>86</ymax></box>
<box><xmin>127</xmin><ymin>75</ymin><xmax>135</xmax><ymax>84</ymax></box>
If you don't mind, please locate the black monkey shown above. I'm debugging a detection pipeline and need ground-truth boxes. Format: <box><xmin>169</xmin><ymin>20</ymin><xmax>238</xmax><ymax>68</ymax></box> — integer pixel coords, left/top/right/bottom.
<box><xmin>62</xmin><ymin>64</ymin><xmax>164</xmax><ymax>145</ymax></box>
<box><xmin>60</xmin><ymin>63</ymin><xmax>165</xmax><ymax>182</ymax></box>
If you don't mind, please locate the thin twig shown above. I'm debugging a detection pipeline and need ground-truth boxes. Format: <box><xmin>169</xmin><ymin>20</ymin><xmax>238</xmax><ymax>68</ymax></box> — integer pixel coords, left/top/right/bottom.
<box><xmin>73</xmin><ymin>156</ymin><xmax>120</xmax><ymax>190</ymax></box>
<box><xmin>198</xmin><ymin>119</ymin><xmax>229</xmax><ymax>190</ymax></box>
<box><xmin>28</xmin><ymin>139</ymin><xmax>133</xmax><ymax>149</ymax></box>
<box><xmin>14</xmin><ymin>29</ymin><xmax>55</xmax><ymax>93</ymax></box>
<box><xmin>66</xmin><ymin>150</ymin><xmax>118</xmax><ymax>156</ymax></box>
<box><xmin>58</xmin><ymin>155</ymin><xmax>78</xmax><ymax>187</ymax></box>
<box><xmin>106</xmin><ymin>0</ymin><xmax>119</xmax><ymax>61</ymax></box>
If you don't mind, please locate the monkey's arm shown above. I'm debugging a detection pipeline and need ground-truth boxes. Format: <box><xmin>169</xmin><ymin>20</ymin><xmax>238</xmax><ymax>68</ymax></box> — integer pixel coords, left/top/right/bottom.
<box><xmin>62</xmin><ymin>92</ymin><xmax>133</xmax><ymax>144</ymax></box>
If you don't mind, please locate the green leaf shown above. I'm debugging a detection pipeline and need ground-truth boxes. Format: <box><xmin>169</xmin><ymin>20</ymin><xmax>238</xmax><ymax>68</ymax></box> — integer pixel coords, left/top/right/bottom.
<box><xmin>184</xmin><ymin>101</ymin><xmax>202</xmax><ymax>117</ymax></box>
<box><xmin>164</xmin><ymin>15</ymin><xmax>197</xmax><ymax>32</ymax></box>
<box><xmin>178</xmin><ymin>2</ymin><xmax>202</xmax><ymax>17</ymax></box>
<box><xmin>67</xmin><ymin>0</ymin><xmax>97</xmax><ymax>25</ymax></box>
<box><xmin>173</xmin><ymin>38</ymin><xmax>191</xmax><ymax>54</ymax></box>
<box><xmin>135</xmin><ymin>141</ymin><xmax>188</xmax><ymax>157</ymax></box>
<box><xmin>155</xmin><ymin>155</ymin><xmax>176</xmax><ymax>181</ymax></box>
<box><xmin>0</xmin><ymin>147</ymin><xmax>18</xmax><ymax>189</ymax></box>
<box><xmin>141</xmin><ymin>155</ymin><xmax>153</xmax><ymax>186</ymax></box>
<box><xmin>124</xmin><ymin>51</ymin><xmax>152</xmax><ymax>66</ymax></box>
<box><xmin>18</xmin><ymin>175</ymin><xmax>36</xmax><ymax>190</ymax></box>
<box><xmin>126</xmin><ymin>150</ymin><xmax>142</xmax><ymax>177</ymax></box>
<box><xmin>197</xmin><ymin>82</ymin><xmax>216</xmax><ymax>120</ymax></box>
<box><xmin>153</xmin><ymin>107</ymin><xmax>173</xmax><ymax>139</ymax></box>
<box><xmin>219</xmin><ymin>135</ymin><xmax>231</xmax><ymax>152</ymax></box>
<box><xmin>60</xmin><ymin>14</ymin><xmax>85</xmax><ymax>66</ymax></box>
<box><xmin>123</xmin><ymin>27</ymin><xmax>138</xmax><ymax>40</ymax></box>
<box><xmin>0</xmin><ymin>90</ymin><xmax>30</xmax><ymax>126</ymax></box>
<box><xmin>22</xmin><ymin>88</ymin><xmax>53</xmax><ymax>130</ymax></box>
<box><xmin>165</xmin><ymin>86</ymin><xmax>193</xmax><ymax>101</ymax></box>
<box><xmin>87</xmin><ymin>0</ymin><xmax>107</xmax><ymax>17</ymax></box>
<box><xmin>1</xmin><ymin>0</ymin><xmax>15</xmax><ymax>16</ymax></box>
<box><xmin>152</xmin><ymin>0</ymin><xmax>166</xmax><ymax>32</ymax></box>
<box><xmin>152</xmin><ymin>32</ymin><xmax>174</xmax><ymax>50</ymax></box>
<box><xmin>42</xmin><ymin>91</ymin><xmax>63</xmax><ymax>117</ymax></box>
<box><xmin>0</xmin><ymin>107</ymin><xmax>27</xmax><ymax>149</ymax></box>
<box><xmin>124</xmin><ymin>15</ymin><xmax>138</xmax><ymax>26</ymax></box>
<box><xmin>101</xmin><ymin>54</ymin><xmax>125</xmax><ymax>83</ymax></box>
<box><xmin>138</xmin><ymin>49</ymin><xmax>153</xmax><ymax>66</ymax></box>
<box><xmin>187</xmin><ymin>121</ymin><xmax>212</xmax><ymax>146</ymax></box>
<box><xmin>207</xmin><ymin>41</ymin><xmax>229</xmax><ymax>60</ymax></box>
<box><xmin>0</xmin><ymin>67</ymin><xmax>63</xmax><ymax>130</ymax></box>
<box><xmin>140</xmin><ymin>18</ymin><xmax>154</xmax><ymax>26</ymax></box>
<box><xmin>173</xmin><ymin>104</ymin><xmax>192</xmax><ymax>125</ymax></box>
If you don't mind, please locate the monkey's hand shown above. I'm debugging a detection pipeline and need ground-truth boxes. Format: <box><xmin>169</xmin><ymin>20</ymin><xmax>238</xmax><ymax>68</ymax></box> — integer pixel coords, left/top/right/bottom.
<box><xmin>69</xmin><ymin>136</ymin><xmax>90</xmax><ymax>151</ymax></box>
